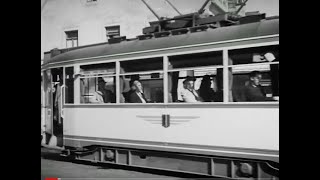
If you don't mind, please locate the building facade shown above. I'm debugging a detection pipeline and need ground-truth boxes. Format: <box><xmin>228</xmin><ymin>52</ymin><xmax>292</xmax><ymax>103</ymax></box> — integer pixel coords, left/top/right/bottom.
<box><xmin>41</xmin><ymin>0</ymin><xmax>247</xmax><ymax>61</ymax></box>
<box><xmin>41</xmin><ymin>0</ymin><xmax>162</xmax><ymax>61</ymax></box>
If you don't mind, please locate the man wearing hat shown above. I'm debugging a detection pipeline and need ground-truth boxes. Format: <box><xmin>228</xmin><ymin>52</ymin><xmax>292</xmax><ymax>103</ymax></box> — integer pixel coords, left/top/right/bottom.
<box><xmin>181</xmin><ymin>76</ymin><xmax>203</xmax><ymax>103</ymax></box>
<box><xmin>90</xmin><ymin>77</ymin><xmax>114</xmax><ymax>103</ymax></box>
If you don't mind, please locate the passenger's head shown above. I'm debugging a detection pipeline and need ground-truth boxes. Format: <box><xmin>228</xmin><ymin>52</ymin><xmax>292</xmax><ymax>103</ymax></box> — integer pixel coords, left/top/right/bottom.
<box><xmin>129</xmin><ymin>80</ymin><xmax>137</xmax><ymax>91</ymax></box>
<box><xmin>133</xmin><ymin>80</ymin><xmax>143</xmax><ymax>93</ymax></box>
<box><xmin>201</xmin><ymin>75</ymin><xmax>211</xmax><ymax>88</ymax></box>
<box><xmin>183</xmin><ymin>77</ymin><xmax>196</xmax><ymax>91</ymax></box>
<box><xmin>249</xmin><ymin>71</ymin><xmax>262</xmax><ymax>86</ymax></box>
<box><xmin>98</xmin><ymin>77</ymin><xmax>106</xmax><ymax>90</ymax></box>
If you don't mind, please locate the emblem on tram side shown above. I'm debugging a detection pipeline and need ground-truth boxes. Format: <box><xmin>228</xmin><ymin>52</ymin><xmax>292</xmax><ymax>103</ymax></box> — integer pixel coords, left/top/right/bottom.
<box><xmin>137</xmin><ymin>115</ymin><xmax>199</xmax><ymax>128</ymax></box>
<box><xmin>162</xmin><ymin>114</ymin><xmax>170</xmax><ymax>128</ymax></box>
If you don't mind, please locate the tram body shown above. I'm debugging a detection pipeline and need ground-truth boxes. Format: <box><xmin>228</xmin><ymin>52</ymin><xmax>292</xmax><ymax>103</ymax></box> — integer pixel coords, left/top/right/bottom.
<box><xmin>41</xmin><ymin>17</ymin><xmax>279</xmax><ymax>179</ymax></box>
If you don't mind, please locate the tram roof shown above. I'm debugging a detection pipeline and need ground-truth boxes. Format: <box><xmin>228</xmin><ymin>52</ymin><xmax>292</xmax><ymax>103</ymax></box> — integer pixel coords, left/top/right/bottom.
<box><xmin>44</xmin><ymin>18</ymin><xmax>278</xmax><ymax>66</ymax></box>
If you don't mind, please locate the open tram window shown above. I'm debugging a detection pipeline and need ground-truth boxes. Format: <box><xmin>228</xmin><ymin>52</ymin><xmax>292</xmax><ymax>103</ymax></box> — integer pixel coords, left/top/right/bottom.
<box><xmin>120</xmin><ymin>57</ymin><xmax>164</xmax><ymax>104</ymax></box>
<box><xmin>169</xmin><ymin>51</ymin><xmax>222</xmax><ymax>69</ymax></box>
<box><xmin>120</xmin><ymin>73</ymin><xmax>164</xmax><ymax>103</ymax></box>
<box><xmin>79</xmin><ymin>62</ymin><xmax>116</xmax><ymax>104</ymax></box>
<box><xmin>228</xmin><ymin>45</ymin><xmax>279</xmax><ymax>65</ymax></box>
<box><xmin>228</xmin><ymin>45</ymin><xmax>279</xmax><ymax>102</ymax></box>
<box><xmin>168</xmin><ymin>51</ymin><xmax>223</xmax><ymax>103</ymax></box>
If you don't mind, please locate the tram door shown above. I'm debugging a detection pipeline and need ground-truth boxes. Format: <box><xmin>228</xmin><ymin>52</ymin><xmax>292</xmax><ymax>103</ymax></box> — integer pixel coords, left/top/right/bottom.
<box><xmin>51</xmin><ymin>68</ymin><xmax>64</xmax><ymax>147</ymax></box>
<box><xmin>43</xmin><ymin>70</ymin><xmax>53</xmax><ymax>144</ymax></box>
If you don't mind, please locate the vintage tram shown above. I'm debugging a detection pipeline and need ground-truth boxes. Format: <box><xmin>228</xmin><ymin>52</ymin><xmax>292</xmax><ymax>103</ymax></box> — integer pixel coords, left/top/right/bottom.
<box><xmin>41</xmin><ymin>11</ymin><xmax>279</xmax><ymax>179</ymax></box>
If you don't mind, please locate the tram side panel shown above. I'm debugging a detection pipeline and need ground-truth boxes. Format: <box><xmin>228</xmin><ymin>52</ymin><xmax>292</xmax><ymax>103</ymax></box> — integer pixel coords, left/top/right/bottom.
<box><xmin>63</xmin><ymin>106</ymin><xmax>278</xmax><ymax>154</ymax></box>
<box><xmin>165</xmin><ymin>106</ymin><xmax>279</xmax><ymax>151</ymax></box>
<box><xmin>63</xmin><ymin>107</ymin><xmax>169</xmax><ymax>145</ymax></box>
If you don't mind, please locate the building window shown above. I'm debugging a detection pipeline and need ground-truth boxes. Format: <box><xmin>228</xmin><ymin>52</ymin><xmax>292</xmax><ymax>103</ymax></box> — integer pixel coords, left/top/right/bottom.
<box><xmin>105</xmin><ymin>25</ymin><xmax>120</xmax><ymax>40</ymax></box>
<box><xmin>65</xmin><ymin>30</ymin><xmax>78</xmax><ymax>48</ymax></box>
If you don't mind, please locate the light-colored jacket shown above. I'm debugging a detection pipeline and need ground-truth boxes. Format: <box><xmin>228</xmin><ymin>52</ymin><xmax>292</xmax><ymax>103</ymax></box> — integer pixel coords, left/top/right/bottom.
<box><xmin>180</xmin><ymin>88</ymin><xmax>201</xmax><ymax>103</ymax></box>
<box><xmin>90</xmin><ymin>91</ymin><xmax>104</xmax><ymax>103</ymax></box>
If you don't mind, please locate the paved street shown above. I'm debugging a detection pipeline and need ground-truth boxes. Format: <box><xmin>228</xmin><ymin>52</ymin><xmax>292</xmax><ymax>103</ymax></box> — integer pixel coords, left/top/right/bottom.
<box><xmin>41</xmin><ymin>147</ymin><xmax>194</xmax><ymax>180</ymax></box>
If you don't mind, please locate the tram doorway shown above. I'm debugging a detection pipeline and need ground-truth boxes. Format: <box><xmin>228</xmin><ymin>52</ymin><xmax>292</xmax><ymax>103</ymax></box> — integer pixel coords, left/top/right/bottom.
<box><xmin>42</xmin><ymin>68</ymin><xmax>64</xmax><ymax>147</ymax></box>
<box><xmin>43</xmin><ymin>69</ymin><xmax>53</xmax><ymax>145</ymax></box>
<box><xmin>51</xmin><ymin>68</ymin><xmax>64</xmax><ymax>147</ymax></box>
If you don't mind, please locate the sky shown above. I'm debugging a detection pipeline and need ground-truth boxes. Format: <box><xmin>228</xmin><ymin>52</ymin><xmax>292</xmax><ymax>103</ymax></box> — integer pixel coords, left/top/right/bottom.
<box><xmin>42</xmin><ymin>0</ymin><xmax>279</xmax><ymax>16</ymax></box>
<box><xmin>141</xmin><ymin>0</ymin><xmax>279</xmax><ymax>20</ymax></box>
<box><xmin>245</xmin><ymin>0</ymin><xmax>279</xmax><ymax>16</ymax></box>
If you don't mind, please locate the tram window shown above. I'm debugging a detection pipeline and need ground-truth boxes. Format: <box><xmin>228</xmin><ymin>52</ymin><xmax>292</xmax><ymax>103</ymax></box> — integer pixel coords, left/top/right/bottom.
<box><xmin>43</xmin><ymin>70</ymin><xmax>52</xmax><ymax>106</ymax></box>
<box><xmin>120</xmin><ymin>73</ymin><xmax>163</xmax><ymax>103</ymax></box>
<box><xmin>228</xmin><ymin>45</ymin><xmax>279</xmax><ymax>65</ymax></box>
<box><xmin>51</xmin><ymin>68</ymin><xmax>63</xmax><ymax>83</ymax></box>
<box><xmin>168</xmin><ymin>68</ymin><xmax>223</xmax><ymax>103</ymax></box>
<box><xmin>229</xmin><ymin>45</ymin><xmax>279</xmax><ymax>102</ymax></box>
<box><xmin>168</xmin><ymin>51</ymin><xmax>222</xmax><ymax>69</ymax></box>
<box><xmin>168</xmin><ymin>51</ymin><xmax>223</xmax><ymax>103</ymax></box>
<box><xmin>80</xmin><ymin>62</ymin><xmax>115</xmax><ymax>75</ymax></box>
<box><xmin>80</xmin><ymin>76</ymin><xmax>116</xmax><ymax>104</ymax></box>
<box><xmin>120</xmin><ymin>57</ymin><xmax>163</xmax><ymax>73</ymax></box>
<box><xmin>65</xmin><ymin>67</ymin><xmax>74</xmax><ymax>103</ymax></box>
<box><xmin>79</xmin><ymin>62</ymin><xmax>116</xmax><ymax>104</ymax></box>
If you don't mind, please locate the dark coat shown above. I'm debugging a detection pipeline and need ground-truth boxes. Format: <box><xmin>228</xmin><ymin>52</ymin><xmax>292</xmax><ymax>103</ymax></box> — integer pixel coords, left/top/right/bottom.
<box><xmin>129</xmin><ymin>92</ymin><xmax>147</xmax><ymax>103</ymax></box>
<box><xmin>243</xmin><ymin>84</ymin><xmax>274</xmax><ymax>101</ymax></box>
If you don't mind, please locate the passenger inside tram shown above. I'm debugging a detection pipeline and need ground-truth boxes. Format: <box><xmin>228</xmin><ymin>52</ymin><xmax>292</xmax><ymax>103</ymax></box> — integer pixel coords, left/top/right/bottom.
<box><xmin>169</xmin><ymin>72</ymin><xmax>223</xmax><ymax>103</ymax></box>
<box><xmin>122</xmin><ymin>76</ymin><xmax>139</xmax><ymax>103</ymax></box>
<box><xmin>199</xmin><ymin>75</ymin><xmax>216</xmax><ymax>102</ymax></box>
<box><xmin>243</xmin><ymin>71</ymin><xmax>277</xmax><ymax>102</ymax></box>
<box><xmin>128</xmin><ymin>80</ymin><xmax>148</xmax><ymax>103</ymax></box>
<box><xmin>180</xmin><ymin>76</ymin><xmax>203</xmax><ymax>103</ymax></box>
<box><xmin>228</xmin><ymin>45</ymin><xmax>279</xmax><ymax>102</ymax></box>
<box><xmin>90</xmin><ymin>77</ymin><xmax>115</xmax><ymax>103</ymax></box>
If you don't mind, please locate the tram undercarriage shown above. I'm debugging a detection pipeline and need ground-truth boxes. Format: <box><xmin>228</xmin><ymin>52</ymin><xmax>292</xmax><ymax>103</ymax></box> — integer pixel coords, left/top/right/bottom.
<box><xmin>61</xmin><ymin>145</ymin><xmax>279</xmax><ymax>179</ymax></box>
